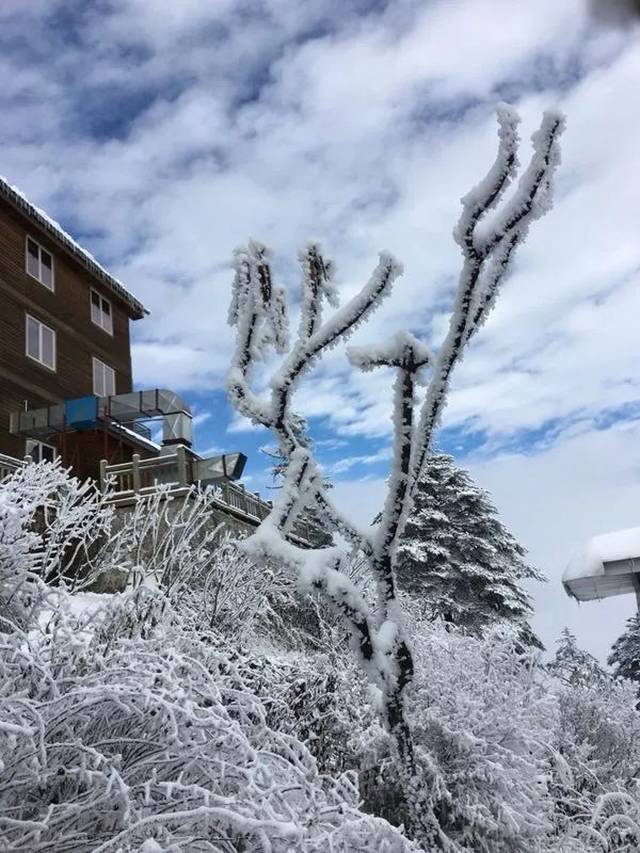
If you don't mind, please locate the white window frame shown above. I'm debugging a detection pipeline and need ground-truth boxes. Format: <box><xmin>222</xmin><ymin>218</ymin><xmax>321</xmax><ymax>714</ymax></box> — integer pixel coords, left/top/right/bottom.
<box><xmin>25</xmin><ymin>314</ymin><xmax>56</xmax><ymax>371</ymax></box>
<box><xmin>25</xmin><ymin>235</ymin><xmax>55</xmax><ymax>291</ymax></box>
<box><xmin>92</xmin><ymin>357</ymin><xmax>116</xmax><ymax>397</ymax></box>
<box><xmin>90</xmin><ymin>288</ymin><xmax>113</xmax><ymax>335</ymax></box>
<box><xmin>25</xmin><ymin>439</ymin><xmax>57</xmax><ymax>464</ymax></box>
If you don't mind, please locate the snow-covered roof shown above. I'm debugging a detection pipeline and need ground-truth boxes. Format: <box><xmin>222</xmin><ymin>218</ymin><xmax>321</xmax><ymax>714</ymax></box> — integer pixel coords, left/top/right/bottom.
<box><xmin>563</xmin><ymin>526</ymin><xmax>640</xmax><ymax>602</ymax></box>
<box><xmin>0</xmin><ymin>175</ymin><xmax>147</xmax><ymax>320</ymax></box>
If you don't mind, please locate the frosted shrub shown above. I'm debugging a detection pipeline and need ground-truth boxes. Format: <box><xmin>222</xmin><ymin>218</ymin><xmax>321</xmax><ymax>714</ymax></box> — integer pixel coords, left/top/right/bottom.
<box><xmin>0</xmin><ymin>486</ymin><xmax>42</xmax><ymax>631</ymax></box>
<box><xmin>0</xmin><ymin>594</ymin><xmax>421</xmax><ymax>853</ymax></box>
<box><xmin>1</xmin><ymin>459</ymin><xmax>115</xmax><ymax>596</ymax></box>
<box><xmin>107</xmin><ymin>485</ymin><xmax>222</xmax><ymax>592</ymax></box>
<box><xmin>404</xmin><ymin>621</ymin><xmax>555</xmax><ymax>852</ymax></box>
<box><xmin>546</xmin><ymin>675</ymin><xmax>640</xmax><ymax>849</ymax></box>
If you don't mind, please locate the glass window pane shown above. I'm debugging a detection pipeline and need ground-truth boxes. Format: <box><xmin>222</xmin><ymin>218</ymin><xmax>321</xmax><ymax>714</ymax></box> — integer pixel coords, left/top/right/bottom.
<box><xmin>41</xmin><ymin>326</ymin><xmax>55</xmax><ymax>368</ymax></box>
<box><xmin>26</xmin><ymin>239</ymin><xmax>39</xmax><ymax>278</ymax></box>
<box><xmin>102</xmin><ymin>299</ymin><xmax>111</xmax><ymax>316</ymax></box>
<box><xmin>105</xmin><ymin>365</ymin><xmax>115</xmax><ymax>396</ymax></box>
<box><xmin>26</xmin><ymin>316</ymin><xmax>40</xmax><ymax>359</ymax></box>
<box><xmin>40</xmin><ymin>261</ymin><xmax>53</xmax><ymax>289</ymax></box>
<box><xmin>91</xmin><ymin>290</ymin><xmax>100</xmax><ymax>307</ymax></box>
<box><xmin>93</xmin><ymin>359</ymin><xmax>102</xmax><ymax>395</ymax></box>
<box><xmin>91</xmin><ymin>301</ymin><xmax>102</xmax><ymax>325</ymax></box>
<box><xmin>41</xmin><ymin>444</ymin><xmax>56</xmax><ymax>463</ymax></box>
<box><xmin>40</xmin><ymin>250</ymin><xmax>53</xmax><ymax>288</ymax></box>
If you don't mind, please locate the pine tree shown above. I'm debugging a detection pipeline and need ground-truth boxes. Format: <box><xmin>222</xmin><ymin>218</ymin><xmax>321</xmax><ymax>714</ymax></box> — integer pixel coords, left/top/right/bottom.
<box><xmin>548</xmin><ymin>627</ymin><xmax>606</xmax><ymax>687</ymax></box>
<box><xmin>608</xmin><ymin>612</ymin><xmax>640</xmax><ymax>686</ymax></box>
<box><xmin>395</xmin><ymin>453</ymin><xmax>544</xmax><ymax>643</ymax></box>
<box><xmin>261</xmin><ymin>414</ymin><xmax>333</xmax><ymax>549</ymax></box>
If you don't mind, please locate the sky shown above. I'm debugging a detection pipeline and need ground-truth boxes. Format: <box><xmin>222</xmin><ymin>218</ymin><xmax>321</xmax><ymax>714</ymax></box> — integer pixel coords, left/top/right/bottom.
<box><xmin>1</xmin><ymin>0</ymin><xmax>639</xmax><ymax>659</ymax></box>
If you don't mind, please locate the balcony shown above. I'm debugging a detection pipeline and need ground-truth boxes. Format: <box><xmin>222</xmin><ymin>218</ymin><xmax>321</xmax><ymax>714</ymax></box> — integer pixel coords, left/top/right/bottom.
<box><xmin>100</xmin><ymin>449</ymin><xmax>323</xmax><ymax>546</ymax></box>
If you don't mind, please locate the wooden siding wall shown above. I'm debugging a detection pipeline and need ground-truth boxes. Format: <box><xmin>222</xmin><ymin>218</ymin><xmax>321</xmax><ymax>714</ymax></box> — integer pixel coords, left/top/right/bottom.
<box><xmin>0</xmin><ymin>197</ymin><xmax>136</xmax><ymax>459</ymax></box>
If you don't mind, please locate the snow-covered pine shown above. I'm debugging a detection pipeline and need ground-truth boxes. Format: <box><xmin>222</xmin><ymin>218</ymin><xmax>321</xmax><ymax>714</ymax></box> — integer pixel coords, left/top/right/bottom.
<box><xmin>548</xmin><ymin>627</ymin><xmax>607</xmax><ymax>687</ymax></box>
<box><xmin>608</xmin><ymin>612</ymin><xmax>640</xmax><ymax>689</ymax></box>
<box><xmin>226</xmin><ymin>105</ymin><xmax>565</xmax><ymax>843</ymax></box>
<box><xmin>395</xmin><ymin>452</ymin><xmax>543</xmax><ymax>645</ymax></box>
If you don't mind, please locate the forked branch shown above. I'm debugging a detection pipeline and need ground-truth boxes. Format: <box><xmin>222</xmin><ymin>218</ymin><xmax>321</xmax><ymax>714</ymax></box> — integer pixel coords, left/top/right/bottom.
<box><xmin>226</xmin><ymin>105</ymin><xmax>565</xmax><ymax>784</ymax></box>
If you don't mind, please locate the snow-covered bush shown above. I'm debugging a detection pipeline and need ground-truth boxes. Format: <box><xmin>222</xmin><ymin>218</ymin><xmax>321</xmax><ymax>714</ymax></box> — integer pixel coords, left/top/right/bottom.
<box><xmin>3</xmin><ymin>459</ymin><xmax>115</xmax><ymax>591</ymax></box>
<box><xmin>0</xmin><ymin>481</ymin><xmax>42</xmax><ymax>631</ymax></box>
<box><xmin>107</xmin><ymin>485</ymin><xmax>222</xmax><ymax>592</ymax></box>
<box><xmin>0</xmin><ymin>591</ymin><xmax>421</xmax><ymax>853</ymax></box>
<box><xmin>547</xmin><ymin>676</ymin><xmax>640</xmax><ymax>839</ymax></box>
<box><xmin>4</xmin><ymin>447</ymin><xmax>640</xmax><ymax>852</ymax></box>
<box><xmin>403</xmin><ymin>621</ymin><xmax>555</xmax><ymax>852</ymax></box>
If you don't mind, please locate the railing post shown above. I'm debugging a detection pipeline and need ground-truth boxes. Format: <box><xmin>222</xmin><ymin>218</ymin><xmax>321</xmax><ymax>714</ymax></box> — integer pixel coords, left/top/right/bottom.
<box><xmin>176</xmin><ymin>445</ymin><xmax>188</xmax><ymax>487</ymax></box>
<box><xmin>132</xmin><ymin>453</ymin><xmax>141</xmax><ymax>493</ymax></box>
<box><xmin>99</xmin><ymin>459</ymin><xmax>107</xmax><ymax>493</ymax></box>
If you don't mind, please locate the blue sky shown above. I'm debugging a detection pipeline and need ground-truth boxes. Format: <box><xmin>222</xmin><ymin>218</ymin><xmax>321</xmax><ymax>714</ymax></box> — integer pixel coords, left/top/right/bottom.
<box><xmin>2</xmin><ymin>0</ymin><xmax>640</xmax><ymax>657</ymax></box>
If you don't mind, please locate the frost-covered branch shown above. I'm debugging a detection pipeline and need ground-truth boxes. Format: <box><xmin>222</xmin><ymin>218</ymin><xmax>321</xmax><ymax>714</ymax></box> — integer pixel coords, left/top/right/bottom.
<box><xmin>226</xmin><ymin>103</ymin><xmax>565</xmax><ymax>824</ymax></box>
<box><xmin>409</xmin><ymin>107</ymin><xmax>565</xmax><ymax>503</ymax></box>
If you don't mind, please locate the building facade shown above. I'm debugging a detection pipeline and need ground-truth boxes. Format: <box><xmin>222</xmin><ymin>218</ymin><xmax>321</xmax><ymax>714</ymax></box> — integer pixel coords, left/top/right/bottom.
<box><xmin>0</xmin><ymin>176</ymin><xmax>148</xmax><ymax>473</ymax></box>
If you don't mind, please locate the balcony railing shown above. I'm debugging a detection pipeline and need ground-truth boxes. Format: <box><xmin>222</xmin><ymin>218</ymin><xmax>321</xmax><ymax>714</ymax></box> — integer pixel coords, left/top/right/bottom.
<box><xmin>0</xmin><ymin>452</ymin><xmax>25</xmax><ymax>481</ymax></box>
<box><xmin>100</xmin><ymin>450</ymin><xmax>321</xmax><ymax>545</ymax></box>
<box><xmin>101</xmin><ymin>450</ymin><xmax>191</xmax><ymax>497</ymax></box>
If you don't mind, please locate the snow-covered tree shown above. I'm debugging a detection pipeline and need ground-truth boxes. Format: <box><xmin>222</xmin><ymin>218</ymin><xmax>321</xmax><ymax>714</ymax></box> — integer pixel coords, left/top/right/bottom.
<box><xmin>394</xmin><ymin>452</ymin><xmax>542</xmax><ymax>642</ymax></box>
<box><xmin>548</xmin><ymin>628</ymin><xmax>607</xmax><ymax>688</ymax></box>
<box><xmin>608</xmin><ymin>612</ymin><xmax>640</xmax><ymax>689</ymax></box>
<box><xmin>226</xmin><ymin>104</ymin><xmax>565</xmax><ymax>844</ymax></box>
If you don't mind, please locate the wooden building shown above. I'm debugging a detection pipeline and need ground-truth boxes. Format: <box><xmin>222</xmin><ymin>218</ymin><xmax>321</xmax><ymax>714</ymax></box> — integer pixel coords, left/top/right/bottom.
<box><xmin>0</xmin><ymin>178</ymin><xmax>326</xmax><ymax>549</ymax></box>
<box><xmin>0</xmin><ymin>175</ymin><xmax>153</xmax><ymax>477</ymax></box>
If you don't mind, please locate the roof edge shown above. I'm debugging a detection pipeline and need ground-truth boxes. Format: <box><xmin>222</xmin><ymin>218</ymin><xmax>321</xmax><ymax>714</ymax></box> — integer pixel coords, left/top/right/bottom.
<box><xmin>0</xmin><ymin>175</ymin><xmax>148</xmax><ymax>320</ymax></box>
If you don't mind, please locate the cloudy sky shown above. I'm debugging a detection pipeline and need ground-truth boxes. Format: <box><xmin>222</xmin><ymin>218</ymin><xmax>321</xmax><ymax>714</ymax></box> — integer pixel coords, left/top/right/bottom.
<box><xmin>2</xmin><ymin>0</ymin><xmax>640</xmax><ymax>658</ymax></box>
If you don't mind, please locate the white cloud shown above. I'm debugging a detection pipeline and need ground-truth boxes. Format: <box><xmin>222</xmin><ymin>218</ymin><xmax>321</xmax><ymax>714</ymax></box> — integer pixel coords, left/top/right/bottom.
<box><xmin>328</xmin><ymin>446</ymin><xmax>391</xmax><ymax>476</ymax></box>
<box><xmin>1</xmin><ymin>0</ymin><xmax>639</xmax><ymax>655</ymax></box>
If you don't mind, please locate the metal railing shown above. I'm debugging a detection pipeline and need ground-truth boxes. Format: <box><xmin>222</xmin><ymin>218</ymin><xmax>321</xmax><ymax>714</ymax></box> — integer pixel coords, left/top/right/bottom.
<box><xmin>0</xmin><ymin>452</ymin><xmax>25</xmax><ymax>481</ymax></box>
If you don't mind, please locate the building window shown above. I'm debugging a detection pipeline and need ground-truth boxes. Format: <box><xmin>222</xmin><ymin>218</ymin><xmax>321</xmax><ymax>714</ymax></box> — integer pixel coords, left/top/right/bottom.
<box><xmin>93</xmin><ymin>357</ymin><xmax>115</xmax><ymax>397</ymax></box>
<box><xmin>26</xmin><ymin>439</ymin><xmax>57</xmax><ymax>464</ymax></box>
<box><xmin>90</xmin><ymin>289</ymin><xmax>113</xmax><ymax>334</ymax></box>
<box><xmin>26</xmin><ymin>236</ymin><xmax>54</xmax><ymax>290</ymax></box>
<box><xmin>25</xmin><ymin>314</ymin><xmax>56</xmax><ymax>370</ymax></box>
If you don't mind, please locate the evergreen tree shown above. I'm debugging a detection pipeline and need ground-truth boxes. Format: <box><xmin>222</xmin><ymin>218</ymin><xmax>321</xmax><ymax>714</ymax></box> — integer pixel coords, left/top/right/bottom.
<box><xmin>261</xmin><ymin>413</ymin><xmax>333</xmax><ymax>548</ymax></box>
<box><xmin>395</xmin><ymin>453</ymin><xmax>544</xmax><ymax>643</ymax></box>
<box><xmin>548</xmin><ymin>627</ymin><xmax>606</xmax><ymax>687</ymax></box>
<box><xmin>608</xmin><ymin>612</ymin><xmax>640</xmax><ymax>686</ymax></box>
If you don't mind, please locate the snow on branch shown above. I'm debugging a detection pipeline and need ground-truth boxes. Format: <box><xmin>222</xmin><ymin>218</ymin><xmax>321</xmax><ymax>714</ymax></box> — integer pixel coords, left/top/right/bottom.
<box><xmin>410</xmin><ymin>108</ymin><xmax>565</xmax><ymax>492</ymax></box>
<box><xmin>226</xmin><ymin>103</ymin><xmax>564</xmax><ymax>800</ymax></box>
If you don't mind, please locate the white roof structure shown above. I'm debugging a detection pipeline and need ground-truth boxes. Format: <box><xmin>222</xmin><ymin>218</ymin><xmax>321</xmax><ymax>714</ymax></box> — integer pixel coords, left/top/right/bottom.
<box><xmin>563</xmin><ymin>526</ymin><xmax>640</xmax><ymax>602</ymax></box>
